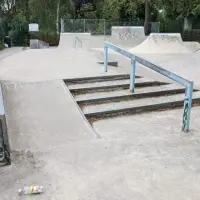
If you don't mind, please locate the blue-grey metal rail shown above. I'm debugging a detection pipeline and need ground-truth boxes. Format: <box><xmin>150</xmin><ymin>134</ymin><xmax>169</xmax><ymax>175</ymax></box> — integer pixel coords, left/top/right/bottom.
<box><xmin>75</xmin><ymin>36</ymin><xmax>82</xmax><ymax>48</ymax></box>
<box><xmin>104</xmin><ymin>41</ymin><xmax>194</xmax><ymax>132</ymax></box>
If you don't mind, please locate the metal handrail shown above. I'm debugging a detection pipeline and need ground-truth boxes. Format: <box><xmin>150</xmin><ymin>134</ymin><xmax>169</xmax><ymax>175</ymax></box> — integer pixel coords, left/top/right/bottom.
<box><xmin>75</xmin><ymin>36</ymin><xmax>82</xmax><ymax>48</ymax></box>
<box><xmin>104</xmin><ymin>41</ymin><xmax>193</xmax><ymax>132</ymax></box>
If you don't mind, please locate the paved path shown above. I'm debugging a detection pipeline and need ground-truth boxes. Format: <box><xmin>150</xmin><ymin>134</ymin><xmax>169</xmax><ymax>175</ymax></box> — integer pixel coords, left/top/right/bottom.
<box><xmin>0</xmin><ymin>49</ymin><xmax>122</xmax><ymax>81</ymax></box>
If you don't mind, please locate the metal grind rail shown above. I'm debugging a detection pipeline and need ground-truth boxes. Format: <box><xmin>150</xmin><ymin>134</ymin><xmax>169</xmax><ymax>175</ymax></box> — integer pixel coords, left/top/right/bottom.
<box><xmin>104</xmin><ymin>41</ymin><xmax>194</xmax><ymax>133</ymax></box>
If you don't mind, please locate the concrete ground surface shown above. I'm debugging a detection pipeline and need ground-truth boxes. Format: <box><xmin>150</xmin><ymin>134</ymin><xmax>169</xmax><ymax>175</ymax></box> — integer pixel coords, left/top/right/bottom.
<box><xmin>0</xmin><ymin>47</ymin><xmax>23</xmax><ymax>60</ymax></box>
<box><xmin>0</xmin><ymin>35</ymin><xmax>200</xmax><ymax>200</ymax></box>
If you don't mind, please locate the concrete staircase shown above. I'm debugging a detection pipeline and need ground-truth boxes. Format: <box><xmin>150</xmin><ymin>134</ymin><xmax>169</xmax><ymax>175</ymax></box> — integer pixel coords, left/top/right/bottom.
<box><xmin>64</xmin><ymin>74</ymin><xmax>200</xmax><ymax>123</ymax></box>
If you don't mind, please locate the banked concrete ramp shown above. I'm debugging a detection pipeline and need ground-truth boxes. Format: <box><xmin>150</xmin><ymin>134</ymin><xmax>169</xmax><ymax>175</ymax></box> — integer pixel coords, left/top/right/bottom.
<box><xmin>129</xmin><ymin>33</ymin><xmax>192</xmax><ymax>54</ymax></box>
<box><xmin>58</xmin><ymin>33</ymin><xmax>91</xmax><ymax>49</ymax></box>
<box><xmin>59</xmin><ymin>32</ymin><xmax>146</xmax><ymax>50</ymax></box>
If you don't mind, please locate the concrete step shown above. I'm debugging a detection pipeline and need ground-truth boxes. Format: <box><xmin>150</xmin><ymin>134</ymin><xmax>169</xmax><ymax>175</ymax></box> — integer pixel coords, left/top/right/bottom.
<box><xmin>68</xmin><ymin>79</ymin><xmax>169</xmax><ymax>94</ymax></box>
<box><xmin>64</xmin><ymin>74</ymin><xmax>141</xmax><ymax>84</ymax></box>
<box><xmin>76</xmin><ymin>84</ymin><xmax>190</xmax><ymax>104</ymax></box>
<box><xmin>83</xmin><ymin>91</ymin><xmax>200</xmax><ymax>118</ymax></box>
<box><xmin>67</xmin><ymin>77</ymin><xmax>144</xmax><ymax>89</ymax></box>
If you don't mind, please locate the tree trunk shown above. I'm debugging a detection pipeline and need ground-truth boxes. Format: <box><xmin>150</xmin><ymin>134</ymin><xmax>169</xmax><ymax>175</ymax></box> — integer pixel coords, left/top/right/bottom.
<box><xmin>144</xmin><ymin>0</ymin><xmax>151</xmax><ymax>35</ymax></box>
<box><xmin>25</xmin><ymin>0</ymin><xmax>29</xmax><ymax>21</ymax></box>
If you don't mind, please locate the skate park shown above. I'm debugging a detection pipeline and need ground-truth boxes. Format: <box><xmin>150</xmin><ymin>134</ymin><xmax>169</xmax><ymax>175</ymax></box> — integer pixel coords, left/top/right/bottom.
<box><xmin>0</xmin><ymin>23</ymin><xmax>200</xmax><ymax>199</ymax></box>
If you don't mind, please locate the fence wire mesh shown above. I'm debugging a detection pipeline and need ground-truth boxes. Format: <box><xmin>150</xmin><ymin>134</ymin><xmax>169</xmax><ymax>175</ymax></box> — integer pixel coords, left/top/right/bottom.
<box><xmin>62</xmin><ymin>19</ymin><xmax>159</xmax><ymax>35</ymax></box>
<box><xmin>62</xmin><ymin>18</ymin><xmax>200</xmax><ymax>42</ymax></box>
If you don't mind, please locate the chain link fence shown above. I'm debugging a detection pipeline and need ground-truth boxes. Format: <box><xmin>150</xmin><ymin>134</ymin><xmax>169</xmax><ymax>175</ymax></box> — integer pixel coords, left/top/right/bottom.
<box><xmin>62</xmin><ymin>18</ymin><xmax>200</xmax><ymax>42</ymax></box>
<box><xmin>62</xmin><ymin>19</ymin><xmax>160</xmax><ymax>35</ymax></box>
<box><xmin>160</xmin><ymin>18</ymin><xmax>200</xmax><ymax>42</ymax></box>
<box><xmin>0</xmin><ymin>17</ymin><xmax>198</xmax><ymax>47</ymax></box>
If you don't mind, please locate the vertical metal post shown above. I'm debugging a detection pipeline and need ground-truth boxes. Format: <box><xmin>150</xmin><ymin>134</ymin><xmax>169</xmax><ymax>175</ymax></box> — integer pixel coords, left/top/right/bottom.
<box><xmin>84</xmin><ymin>19</ymin><xmax>86</xmax><ymax>33</ymax></box>
<box><xmin>80</xmin><ymin>40</ymin><xmax>82</xmax><ymax>48</ymax></box>
<box><xmin>104</xmin><ymin>20</ymin><xmax>106</xmax><ymax>36</ymax></box>
<box><xmin>75</xmin><ymin>37</ymin><xmax>76</xmax><ymax>48</ymax></box>
<box><xmin>182</xmin><ymin>82</ymin><xmax>193</xmax><ymax>132</ymax></box>
<box><xmin>61</xmin><ymin>18</ymin><xmax>64</xmax><ymax>33</ymax></box>
<box><xmin>104</xmin><ymin>44</ymin><xmax>108</xmax><ymax>72</ymax></box>
<box><xmin>130</xmin><ymin>56</ymin><xmax>136</xmax><ymax>93</ymax></box>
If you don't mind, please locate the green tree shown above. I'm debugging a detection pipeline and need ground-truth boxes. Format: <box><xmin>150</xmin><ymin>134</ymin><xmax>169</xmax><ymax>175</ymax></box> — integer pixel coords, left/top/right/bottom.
<box><xmin>29</xmin><ymin>0</ymin><xmax>74</xmax><ymax>31</ymax></box>
<box><xmin>79</xmin><ymin>3</ymin><xmax>96</xmax><ymax>19</ymax></box>
<box><xmin>102</xmin><ymin>0</ymin><xmax>143</xmax><ymax>21</ymax></box>
<box><xmin>156</xmin><ymin>0</ymin><xmax>200</xmax><ymax>19</ymax></box>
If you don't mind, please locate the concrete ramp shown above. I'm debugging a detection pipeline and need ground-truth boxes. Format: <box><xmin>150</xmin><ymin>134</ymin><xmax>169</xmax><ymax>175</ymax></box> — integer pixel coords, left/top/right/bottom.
<box><xmin>59</xmin><ymin>30</ymin><xmax>146</xmax><ymax>49</ymax></box>
<box><xmin>129</xmin><ymin>33</ymin><xmax>192</xmax><ymax>54</ymax></box>
<box><xmin>58</xmin><ymin>33</ymin><xmax>91</xmax><ymax>49</ymax></box>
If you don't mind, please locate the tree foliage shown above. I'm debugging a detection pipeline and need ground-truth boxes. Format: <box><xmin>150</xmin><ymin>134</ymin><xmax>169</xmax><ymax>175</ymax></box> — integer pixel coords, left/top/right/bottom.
<box><xmin>157</xmin><ymin>0</ymin><xmax>200</xmax><ymax>19</ymax></box>
<box><xmin>0</xmin><ymin>0</ymin><xmax>198</xmax><ymax>30</ymax></box>
<box><xmin>102</xmin><ymin>0</ymin><xmax>144</xmax><ymax>21</ymax></box>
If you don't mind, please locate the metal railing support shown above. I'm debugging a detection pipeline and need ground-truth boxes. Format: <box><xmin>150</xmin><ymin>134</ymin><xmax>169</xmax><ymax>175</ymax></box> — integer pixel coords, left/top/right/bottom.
<box><xmin>104</xmin><ymin>45</ymin><xmax>108</xmax><ymax>72</ymax></box>
<box><xmin>104</xmin><ymin>41</ymin><xmax>194</xmax><ymax>132</ymax></box>
<box><xmin>74</xmin><ymin>37</ymin><xmax>82</xmax><ymax>48</ymax></box>
<box><xmin>130</xmin><ymin>56</ymin><xmax>136</xmax><ymax>92</ymax></box>
<box><xmin>182</xmin><ymin>82</ymin><xmax>193</xmax><ymax>132</ymax></box>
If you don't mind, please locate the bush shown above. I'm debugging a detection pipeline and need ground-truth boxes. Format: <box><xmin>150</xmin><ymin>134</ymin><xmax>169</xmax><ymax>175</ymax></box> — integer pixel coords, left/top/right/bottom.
<box><xmin>182</xmin><ymin>29</ymin><xmax>200</xmax><ymax>42</ymax></box>
<box><xmin>0</xmin><ymin>42</ymin><xmax>4</xmax><ymax>50</ymax></box>
<box><xmin>9</xmin><ymin>22</ymin><xmax>29</xmax><ymax>46</ymax></box>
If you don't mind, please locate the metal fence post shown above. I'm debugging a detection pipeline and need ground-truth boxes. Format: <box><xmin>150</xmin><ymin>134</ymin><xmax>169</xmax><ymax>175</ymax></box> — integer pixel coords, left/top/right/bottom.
<box><xmin>130</xmin><ymin>56</ymin><xmax>136</xmax><ymax>92</ymax></box>
<box><xmin>104</xmin><ymin>44</ymin><xmax>108</xmax><ymax>72</ymax></box>
<box><xmin>61</xmin><ymin>18</ymin><xmax>64</xmax><ymax>33</ymax></box>
<box><xmin>182</xmin><ymin>82</ymin><xmax>193</xmax><ymax>132</ymax></box>
<box><xmin>104</xmin><ymin>20</ymin><xmax>106</xmax><ymax>36</ymax></box>
<box><xmin>84</xmin><ymin>19</ymin><xmax>86</xmax><ymax>33</ymax></box>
